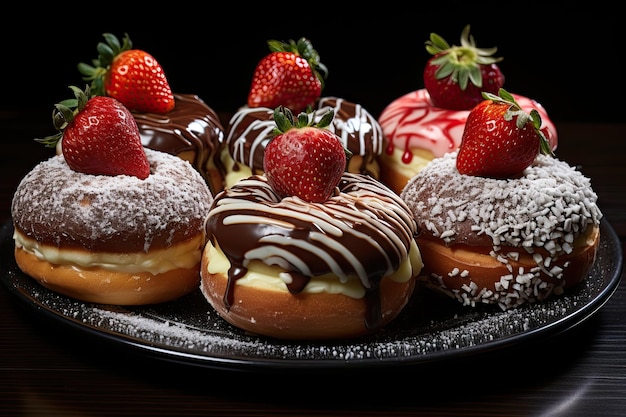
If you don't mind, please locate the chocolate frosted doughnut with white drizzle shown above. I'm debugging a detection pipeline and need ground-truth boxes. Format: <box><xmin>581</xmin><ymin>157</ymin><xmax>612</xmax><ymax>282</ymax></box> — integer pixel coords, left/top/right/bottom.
<box><xmin>220</xmin><ymin>97</ymin><xmax>384</xmax><ymax>187</ymax></box>
<box><xmin>134</xmin><ymin>93</ymin><xmax>226</xmax><ymax>195</ymax></box>
<box><xmin>317</xmin><ymin>97</ymin><xmax>384</xmax><ymax>177</ymax></box>
<box><xmin>400</xmin><ymin>151</ymin><xmax>602</xmax><ymax>310</ymax></box>
<box><xmin>200</xmin><ymin>173</ymin><xmax>423</xmax><ymax>340</ymax></box>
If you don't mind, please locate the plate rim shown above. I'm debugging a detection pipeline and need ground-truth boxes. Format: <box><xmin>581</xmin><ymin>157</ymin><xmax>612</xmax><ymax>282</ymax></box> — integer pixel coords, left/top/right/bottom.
<box><xmin>1</xmin><ymin>219</ymin><xmax>623</xmax><ymax>372</ymax></box>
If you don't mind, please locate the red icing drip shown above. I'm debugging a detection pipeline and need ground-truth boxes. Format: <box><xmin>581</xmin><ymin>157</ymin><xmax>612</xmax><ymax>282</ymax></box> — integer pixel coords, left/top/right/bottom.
<box><xmin>401</xmin><ymin>147</ymin><xmax>413</xmax><ymax>164</ymax></box>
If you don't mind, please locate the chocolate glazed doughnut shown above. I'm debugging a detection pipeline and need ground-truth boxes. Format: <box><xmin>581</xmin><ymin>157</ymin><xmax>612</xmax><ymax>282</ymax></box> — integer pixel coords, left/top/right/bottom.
<box><xmin>221</xmin><ymin>97</ymin><xmax>384</xmax><ymax>188</ymax></box>
<box><xmin>400</xmin><ymin>152</ymin><xmax>603</xmax><ymax>310</ymax></box>
<box><xmin>201</xmin><ymin>173</ymin><xmax>424</xmax><ymax>340</ymax></box>
<box><xmin>134</xmin><ymin>93</ymin><xmax>226</xmax><ymax>195</ymax></box>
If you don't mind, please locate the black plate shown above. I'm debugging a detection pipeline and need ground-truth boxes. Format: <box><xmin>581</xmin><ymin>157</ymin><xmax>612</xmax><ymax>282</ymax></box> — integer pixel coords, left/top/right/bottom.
<box><xmin>0</xmin><ymin>219</ymin><xmax>622</xmax><ymax>372</ymax></box>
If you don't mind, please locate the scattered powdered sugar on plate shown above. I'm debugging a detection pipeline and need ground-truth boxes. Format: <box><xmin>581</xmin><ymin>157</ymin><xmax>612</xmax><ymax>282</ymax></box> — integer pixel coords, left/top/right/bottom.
<box><xmin>0</xmin><ymin>219</ymin><xmax>621</xmax><ymax>369</ymax></box>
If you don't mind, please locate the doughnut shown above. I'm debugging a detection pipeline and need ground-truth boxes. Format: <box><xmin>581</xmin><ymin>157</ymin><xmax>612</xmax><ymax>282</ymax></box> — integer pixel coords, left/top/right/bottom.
<box><xmin>378</xmin><ymin>89</ymin><xmax>558</xmax><ymax>194</ymax></box>
<box><xmin>201</xmin><ymin>173</ymin><xmax>423</xmax><ymax>339</ymax></box>
<box><xmin>133</xmin><ymin>93</ymin><xmax>226</xmax><ymax>196</ymax></box>
<box><xmin>221</xmin><ymin>96</ymin><xmax>384</xmax><ymax>188</ymax></box>
<box><xmin>11</xmin><ymin>148</ymin><xmax>213</xmax><ymax>305</ymax></box>
<box><xmin>400</xmin><ymin>151</ymin><xmax>603</xmax><ymax>310</ymax></box>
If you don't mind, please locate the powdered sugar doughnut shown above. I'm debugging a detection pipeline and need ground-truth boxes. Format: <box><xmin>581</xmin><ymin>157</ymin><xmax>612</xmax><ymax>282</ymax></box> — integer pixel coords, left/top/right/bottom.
<box><xmin>400</xmin><ymin>152</ymin><xmax>602</xmax><ymax>310</ymax></box>
<box><xmin>11</xmin><ymin>148</ymin><xmax>213</xmax><ymax>305</ymax></box>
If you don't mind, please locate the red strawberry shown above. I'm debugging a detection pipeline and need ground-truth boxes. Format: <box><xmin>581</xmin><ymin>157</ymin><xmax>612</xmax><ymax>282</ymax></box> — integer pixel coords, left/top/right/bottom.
<box><xmin>424</xmin><ymin>25</ymin><xmax>505</xmax><ymax>110</ymax></box>
<box><xmin>456</xmin><ymin>88</ymin><xmax>553</xmax><ymax>178</ymax></box>
<box><xmin>78</xmin><ymin>33</ymin><xmax>175</xmax><ymax>114</ymax></box>
<box><xmin>264</xmin><ymin>106</ymin><xmax>347</xmax><ymax>202</ymax></box>
<box><xmin>248</xmin><ymin>38</ymin><xmax>328</xmax><ymax>114</ymax></box>
<box><xmin>36</xmin><ymin>85</ymin><xmax>150</xmax><ymax>179</ymax></box>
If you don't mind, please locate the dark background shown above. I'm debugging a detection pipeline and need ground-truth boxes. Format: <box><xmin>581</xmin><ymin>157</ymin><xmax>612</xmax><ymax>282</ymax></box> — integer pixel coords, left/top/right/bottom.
<box><xmin>3</xmin><ymin>3</ymin><xmax>622</xmax><ymax>124</ymax></box>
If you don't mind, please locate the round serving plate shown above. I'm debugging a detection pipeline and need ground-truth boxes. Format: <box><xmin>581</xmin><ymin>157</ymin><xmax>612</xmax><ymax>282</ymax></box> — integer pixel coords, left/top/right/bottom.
<box><xmin>0</xmin><ymin>219</ymin><xmax>622</xmax><ymax>372</ymax></box>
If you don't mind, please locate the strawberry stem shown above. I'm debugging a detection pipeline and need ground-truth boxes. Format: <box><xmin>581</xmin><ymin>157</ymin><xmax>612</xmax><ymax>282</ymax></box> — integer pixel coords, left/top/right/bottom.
<box><xmin>35</xmin><ymin>85</ymin><xmax>92</xmax><ymax>148</ymax></box>
<box><xmin>266</xmin><ymin>38</ymin><xmax>329</xmax><ymax>91</ymax></box>
<box><xmin>272</xmin><ymin>105</ymin><xmax>336</xmax><ymax>135</ymax></box>
<box><xmin>482</xmin><ymin>88</ymin><xmax>554</xmax><ymax>157</ymax></box>
<box><xmin>425</xmin><ymin>25</ymin><xmax>502</xmax><ymax>90</ymax></box>
<box><xmin>78</xmin><ymin>33</ymin><xmax>133</xmax><ymax>97</ymax></box>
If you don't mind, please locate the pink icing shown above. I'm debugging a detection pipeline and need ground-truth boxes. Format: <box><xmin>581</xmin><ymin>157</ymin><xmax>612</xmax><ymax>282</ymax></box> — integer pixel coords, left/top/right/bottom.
<box><xmin>378</xmin><ymin>89</ymin><xmax>558</xmax><ymax>162</ymax></box>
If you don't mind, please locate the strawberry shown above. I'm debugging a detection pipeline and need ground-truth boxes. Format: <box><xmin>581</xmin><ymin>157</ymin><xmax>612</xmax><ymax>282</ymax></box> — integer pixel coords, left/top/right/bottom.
<box><xmin>78</xmin><ymin>33</ymin><xmax>175</xmax><ymax>114</ymax></box>
<box><xmin>36</xmin><ymin>85</ymin><xmax>150</xmax><ymax>180</ymax></box>
<box><xmin>248</xmin><ymin>38</ymin><xmax>328</xmax><ymax>114</ymax></box>
<box><xmin>424</xmin><ymin>25</ymin><xmax>505</xmax><ymax>110</ymax></box>
<box><xmin>264</xmin><ymin>106</ymin><xmax>348</xmax><ymax>202</ymax></box>
<box><xmin>456</xmin><ymin>88</ymin><xmax>553</xmax><ymax>178</ymax></box>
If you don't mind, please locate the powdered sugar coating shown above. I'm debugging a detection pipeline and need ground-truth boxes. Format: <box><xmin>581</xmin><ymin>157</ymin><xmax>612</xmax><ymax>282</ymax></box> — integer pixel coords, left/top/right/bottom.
<box><xmin>11</xmin><ymin>148</ymin><xmax>213</xmax><ymax>253</ymax></box>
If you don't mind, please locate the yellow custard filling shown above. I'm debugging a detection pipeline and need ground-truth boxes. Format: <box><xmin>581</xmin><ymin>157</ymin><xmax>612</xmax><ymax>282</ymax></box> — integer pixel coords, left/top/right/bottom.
<box><xmin>380</xmin><ymin>147</ymin><xmax>434</xmax><ymax>178</ymax></box>
<box><xmin>13</xmin><ymin>230</ymin><xmax>204</xmax><ymax>274</ymax></box>
<box><xmin>205</xmin><ymin>240</ymin><xmax>423</xmax><ymax>299</ymax></box>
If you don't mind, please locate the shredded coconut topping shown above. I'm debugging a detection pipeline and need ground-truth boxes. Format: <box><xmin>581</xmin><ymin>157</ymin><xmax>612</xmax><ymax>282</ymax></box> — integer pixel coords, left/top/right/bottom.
<box><xmin>401</xmin><ymin>152</ymin><xmax>602</xmax><ymax>254</ymax></box>
<box><xmin>401</xmin><ymin>151</ymin><xmax>603</xmax><ymax>309</ymax></box>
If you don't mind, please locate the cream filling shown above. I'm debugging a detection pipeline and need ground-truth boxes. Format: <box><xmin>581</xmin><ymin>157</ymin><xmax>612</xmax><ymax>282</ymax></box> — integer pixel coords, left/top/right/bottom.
<box><xmin>224</xmin><ymin>162</ymin><xmax>253</xmax><ymax>189</ymax></box>
<box><xmin>381</xmin><ymin>146</ymin><xmax>434</xmax><ymax>178</ymax></box>
<box><xmin>205</xmin><ymin>240</ymin><xmax>423</xmax><ymax>299</ymax></box>
<box><xmin>13</xmin><ymin>230</ymin><xmax>203</xmax><ymax>274</ymax></box>
<box><xmin>220</xmin><ymin>147</ymin><xmax>255</xmax><ymax>188</ymax></box>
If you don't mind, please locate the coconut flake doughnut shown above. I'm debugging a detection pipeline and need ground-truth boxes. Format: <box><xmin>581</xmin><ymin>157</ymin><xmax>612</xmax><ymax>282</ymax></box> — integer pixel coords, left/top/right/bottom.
<box><xmin>11</xmin><ymin>148</ymin><xmax>213</xmax><ymax>305</ymax></box>
<box><xmin>201</xmin><ymin>173</ymin><xmax>423</xmax><ymax>340</ymax></box>
<box><xmin>378</xmin><ymin>89</ymin><xmax>558</xmax><ymax>194</ymax></box>
<box><xmin>400</xmin><ymin>151</ymin><xmax>602</xmax><ymax>310</ymax></box>
<box><xmin>221</xmin><ymin>97</ymin><xmax>384</xmax><ymax>187</ymax></box>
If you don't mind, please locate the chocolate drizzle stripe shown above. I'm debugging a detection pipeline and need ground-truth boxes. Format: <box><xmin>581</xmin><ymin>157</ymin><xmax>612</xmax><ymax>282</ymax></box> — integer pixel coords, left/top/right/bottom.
<box><xmin>225</xmin><ymin>98</ymin><xmax>385</xmax><ymax>176</ymax></box>
<box><xmin>226</xmin><ymin>108</ymin><xmax>274</xmax><ymax>170</ymax></box>
<box><xmin>318</xmin><ymin>97</ymin><xmax>384</xmax><ymax>157</ymax></box>
<box><xmin>206</xmin><ymin>174</ymin><xmax>417</xmax><ymax>291</ymax></box>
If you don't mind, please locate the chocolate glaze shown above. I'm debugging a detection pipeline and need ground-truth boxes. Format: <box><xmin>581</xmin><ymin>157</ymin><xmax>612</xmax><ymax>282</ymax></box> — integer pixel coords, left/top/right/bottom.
<box><xmin>224</xmin><ymin>107</ymin><xmax>273</xmax><ymax>175</ymax></box>
<box><xmin>134</xmin><ymin>93</ymin><xmax>226</xmax><ymax>195</ymax></box>
<box><xmin>318</xmin><ymin>97</ymin><xmax>384</xmax><ymax>175</ymax></box>
<box><xmin>225</xmin><ymin>97</ymin><xmax>384</xmax><ymax>177</ymax></box>
<box><xmin>205</xmin><ymin>173</ymin><xmax>417</xmax><ymax>330</ymax></box>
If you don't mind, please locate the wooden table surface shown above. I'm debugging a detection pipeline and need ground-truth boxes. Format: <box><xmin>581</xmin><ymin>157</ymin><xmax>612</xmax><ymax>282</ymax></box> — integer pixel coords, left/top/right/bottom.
<box><xmin>1</xmin><ymin>112</ymin><xmax>624</xmax><ymax>417</ymax></box>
